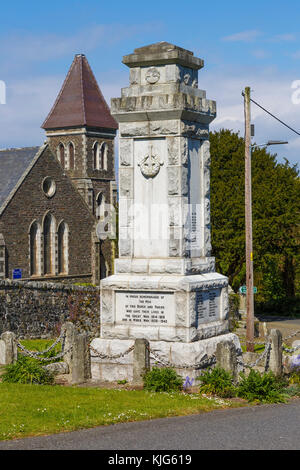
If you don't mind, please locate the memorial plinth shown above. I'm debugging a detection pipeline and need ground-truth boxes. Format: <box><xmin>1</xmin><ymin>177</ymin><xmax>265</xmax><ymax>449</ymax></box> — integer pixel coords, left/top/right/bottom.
<box><xmin>91</xmin><ymin>42</ymin><xmax>240</xmax><ymax>382</ymax></box>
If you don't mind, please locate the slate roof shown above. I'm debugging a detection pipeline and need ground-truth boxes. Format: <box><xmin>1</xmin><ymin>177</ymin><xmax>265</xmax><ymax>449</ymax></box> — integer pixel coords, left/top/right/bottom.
<box><xmin>42</xmin><ymin>54</ymin><xmax>118</xmax><ymax>130</ymax></box>
<box><xmin>0</xmin><ymin>146</ymin><xmax>41</xmax><ymax>213</ymax></box>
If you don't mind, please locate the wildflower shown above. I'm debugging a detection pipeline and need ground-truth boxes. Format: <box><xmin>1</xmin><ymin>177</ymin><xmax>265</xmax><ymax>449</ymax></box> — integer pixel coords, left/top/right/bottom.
<box><xmin>291</xmin><ymin>354</ymin><xmax>300</xmax><ymax>367</ymax></box>
<box><xmin>183</xmin><ymin>376</ymin><xmax>194</xmax><ymax>390</ymax></box>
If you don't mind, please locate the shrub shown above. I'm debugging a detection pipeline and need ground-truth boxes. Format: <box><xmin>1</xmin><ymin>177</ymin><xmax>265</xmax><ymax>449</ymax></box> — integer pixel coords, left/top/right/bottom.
<box><xmin>143</xmin><ymin>367</ymin><xmax>183</xmax><ymax>392</ymax></box>
<box><xmin>284</xmin><ymin>384</ymin><xmax>300</xmax><ymax>397</ymax></box>
<box><xmin>237</xmin><ymin>369</ymin><xmax>286</xmax><ymax>403</ymax></box>
<box><xmin>196</xmin><ymin>367</ymin><xmax>236</xmax><ymax>398</ymax></box>
<box><xmin>289</xmin><ymin>366</ymin><xmax>300</xmax><ymax>386</ymax></box>
<box><xmin>1</xmin><ymin>356</ymin><xmax>54</xmax><ymax>385</ymax></box>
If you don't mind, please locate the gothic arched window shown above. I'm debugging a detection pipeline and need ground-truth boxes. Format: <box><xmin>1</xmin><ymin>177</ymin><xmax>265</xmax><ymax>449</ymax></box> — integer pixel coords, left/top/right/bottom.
<box><xmin>58</xmin><ymin>221</ymin><xmax>69</xmax><ymax>274</ymax></box>
<box><xmin>58</xmin><ymin>143</ymin><xmax>65</xmax><ymax>168</ymax></box>
<box><xmin>100</xmin><ymin>143</ymin><xmax>108</xmax><ymax>170</ymax></box>
<box><xmin>96</xmin><ymin>192</ymin><xmax>105</xmax><ymax>220</ymax></box>
<box><xmin>93</xmin><ymin>142</ymin><xmax>108</xmax><ymax>170</ymax></box>
<box><xmin>43</xmin><ymin>213</ymin><xmax>55</xmax><ymax>275</ymax></box>
<box><xmin>29</xmin><ymin>221</ymin><xmax>41</xmax><ymax>276</ymax></box>
<box><xmin>93</xmin><ymin>142</ymin><xmax>99</xmax><ymax>170</ymax></box>
<box><xmin>68</xmin><ymin>142</ymin><xmax>75</xmax><ymax>170</ymax></box>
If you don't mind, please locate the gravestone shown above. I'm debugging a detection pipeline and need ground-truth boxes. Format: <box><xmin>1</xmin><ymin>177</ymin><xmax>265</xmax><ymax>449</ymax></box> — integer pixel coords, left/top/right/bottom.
<box><xmin>91</xmin><ymin>42</ymin><xmax>240</xmax><ymax>381</ymax></box>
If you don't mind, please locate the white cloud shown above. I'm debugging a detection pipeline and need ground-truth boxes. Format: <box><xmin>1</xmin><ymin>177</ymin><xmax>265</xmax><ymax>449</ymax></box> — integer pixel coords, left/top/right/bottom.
<box><xmin>0</xmin><ymin>22</ymin><xmax>163</xmax><ymax>71</ymax></box>
<box><xmin>269</xmin><ymin>33</ymin><xmax>297</xmax><ymax>42</ymax></box>
<box><xmin>222</xmin><ymin>30</ymin><xmax>262</xmax><ymax>42</ymax></box>
<box><xmin>251</xmin><ymin>49</ymin><xmax>270</xmax><ymax>59</ymax></box>
<box><xmin>291</xmin><ymin>50</ymin><xmax>300</xmax><ymax>60</ymax></box>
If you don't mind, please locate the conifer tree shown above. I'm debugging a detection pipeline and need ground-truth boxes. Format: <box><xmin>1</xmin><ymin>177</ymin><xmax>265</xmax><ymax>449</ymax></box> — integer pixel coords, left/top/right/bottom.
<box><xmin>209</xmin><ymin>129</ymin><xmax>299</xmax><ymax>311</ymax></box>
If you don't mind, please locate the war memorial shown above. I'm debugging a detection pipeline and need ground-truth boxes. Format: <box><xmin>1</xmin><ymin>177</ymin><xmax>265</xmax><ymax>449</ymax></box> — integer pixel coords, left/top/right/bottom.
<box><xmin>90</xmin><ymin>42</ymin><xmax>241</xmax><ymax>381</ymax></box>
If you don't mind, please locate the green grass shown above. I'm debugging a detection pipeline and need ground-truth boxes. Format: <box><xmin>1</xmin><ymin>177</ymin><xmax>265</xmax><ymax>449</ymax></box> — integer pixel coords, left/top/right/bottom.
<box><xmin>240</xmin><ymin>343</ymin><xmax>265</xmax><ymax>353</ymax></box>
<box><xmin>16</xmin><ymin>338</ymin><xmax>62</xmax><ymax>365</ymax></box>
<box><xmin>20</xmin><ymin>339</ymin><xmax>61</xmax><ymax>354</ymax></box>
<box><xmin>0</xmin><ymin>383</ymin><xmax>245</xmax><ymax>441</ymax></box>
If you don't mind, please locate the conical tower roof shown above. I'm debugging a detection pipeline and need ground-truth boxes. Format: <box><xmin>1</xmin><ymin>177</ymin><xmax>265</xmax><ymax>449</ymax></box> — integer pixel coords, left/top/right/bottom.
<box><xmin>42</xmin><ymin>54</ymin><xmax>118</xmax><ymax>130</ymax></box>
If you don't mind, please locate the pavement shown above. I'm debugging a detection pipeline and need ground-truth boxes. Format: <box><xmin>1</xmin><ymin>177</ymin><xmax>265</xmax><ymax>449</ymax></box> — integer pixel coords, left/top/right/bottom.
<box><xmin>238</xmin><ymin>316</ymin><xmax>300</xmax><ymax>347</ymax></box>
<box><xmin>0</xmin><ymin>400</ymin><xmax>299</xmax><ymax>450</ymax></box>
<box><xmin>260</xmin><ymin>317</ymin><xmax>300</xmax><ymax>343</ymax></box>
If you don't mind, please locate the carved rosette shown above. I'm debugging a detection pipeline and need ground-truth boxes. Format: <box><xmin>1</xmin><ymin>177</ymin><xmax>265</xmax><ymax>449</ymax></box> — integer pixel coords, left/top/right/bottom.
<box><xmin>145</xmin><ymin>67</ymin><xmax>160</xmax><ymax>84</ymax></box>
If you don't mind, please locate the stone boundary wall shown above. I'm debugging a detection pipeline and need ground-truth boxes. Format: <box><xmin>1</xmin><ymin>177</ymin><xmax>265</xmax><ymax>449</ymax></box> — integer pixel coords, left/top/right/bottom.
<box><xmin>0</xmin><ymin>279</ymin><xmax>100</xmax><ymax>339</ymax></box>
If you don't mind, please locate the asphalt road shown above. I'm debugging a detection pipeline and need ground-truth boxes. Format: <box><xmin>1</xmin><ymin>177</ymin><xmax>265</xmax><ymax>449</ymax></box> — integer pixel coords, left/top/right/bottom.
<box><xmin>0</xmin><ymin>400</ymin><xmax>299</xmax><ymax>450</ymax></box>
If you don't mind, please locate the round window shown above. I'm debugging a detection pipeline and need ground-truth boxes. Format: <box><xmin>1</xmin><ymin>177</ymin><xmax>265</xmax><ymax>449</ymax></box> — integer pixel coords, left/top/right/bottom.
<box><xmin>42</xmin><ymin>177</ymin><xmax>56</xmax><ymax>198</ymax></box>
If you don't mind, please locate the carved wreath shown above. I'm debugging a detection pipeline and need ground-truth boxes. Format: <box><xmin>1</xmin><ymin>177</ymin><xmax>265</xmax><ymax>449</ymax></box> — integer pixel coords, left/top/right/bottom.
<box><xmin>138</xmin><ymin>147</ymin><xmax>163</xmax><ymax>178</ymax></box>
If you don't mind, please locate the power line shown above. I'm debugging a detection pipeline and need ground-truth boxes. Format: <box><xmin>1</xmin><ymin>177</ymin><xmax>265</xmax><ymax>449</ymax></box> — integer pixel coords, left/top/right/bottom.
<box><xmin>241</xmin><ymin>91</ymin><xmax>300</xmax><ymax>137</ymax></box>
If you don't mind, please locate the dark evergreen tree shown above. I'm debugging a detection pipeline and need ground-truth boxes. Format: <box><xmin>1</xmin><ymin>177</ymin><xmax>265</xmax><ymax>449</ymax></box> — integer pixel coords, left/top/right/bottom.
<box><xmin>209</xmin><ymin>129</ymin><xmax>299</xmax><ymax>312</ymax></box>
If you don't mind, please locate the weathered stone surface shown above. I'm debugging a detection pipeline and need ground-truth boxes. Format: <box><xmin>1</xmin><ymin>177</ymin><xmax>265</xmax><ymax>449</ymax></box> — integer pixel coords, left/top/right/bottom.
<box><xmin>43</xmin><ymin>361</ymin><xmax>69</xmax><ymax>375</ymax></box>
<box><xmin>71</xmin><ymin>333</ymin><xmax>91</xmax><ymax>384</ymax></box>
<box><xmin>216</xmin><ymin>340</ymin><xmax>239</xmax><ymax>382</ymax></box>
<box><xmin>119</xmin><ymin>228</ymin><xmax>133</xmax><ymax>257</ymax></box>
<box><xmin>168</xmin><ymin>167</ymin><xmax>181</xmax><ymax>195</ymax></box>
<box><xmin>90</xmin><ymin>338</ymin><xmax>135</xmax><ymax>364</ymax></box>
<box><xmin>0</xmin><ymin>280</ymin><xmax>100</xmax><ymax>338</ymax></box>
<box><xmin>269</xmin><ymin>329</ymin><xmax>283</xmax><ymax>376</ymax></box>
<box><xmin>63</xmin><ymin>322</ymin><xmax>76</xmax><ymax>374</ymax></box>
<box><xmin>181</xmin><ymin>166</ymin><xmax>189</xmax><ymax>195</ymax></box>
<box><xmin>119</xmin><ymin>198</ymin><xmax>134</xmax><ymax>228</ymax></box>
<box><xmin>90</xmin><ymin>333</ymin><xmax>241</xmax><ymax>382</ymax></box>
<box><xmin>0</xmin><ymin>331</ymin><xmax>17</xmax><ymax>364</ymax></box>
<box><xmin>175</xmin><ymin>292</ymin><xmax>187</xmax><ymax>326</ymax></box>
<box><xmin>100</xmin><ymin>290</ymin><xmax>113</xmax><ymax>324</ymax></box>
<box><xmin>112</xmin><ymin>94</ymin><xmax>216</xmax><ymax>124</ymax></box>
<box><xmin>130</xmin><ymin>259</ymin><xmax>149</xmax><ymax>273</ymax></box>
<box><xmin>119</xmin><ymin>139</ymin><xmax>133</xmax><ymax>166</ymax></box>
<box><xmin>133</xmin><ymin>338</ymin><xmax>150</xmax><ymax>384</ymax></box>
<box><xmin>0</xmin><ymin>340</ymin><xmax>5</xmax><ymax>364</ymax></box>
<box><xmin>167</xmin><ymin>137</ymin><xmax>180</xmax><ymax>165</ymax></box>
<box><xmin>150</xmin><ymin>121</ymin><xmax>178</xmax><ymax>136</ymax></box>
<box><xmin>122</xmin><ymin>42</ymin><xmax>204</xmax><ymax>70</ymax></box>
<box><xmin>168</xmin><ymin>197</ymin><xmax>183</xmax><ymax>227</ymax></box>
<box><xmin>100</xmin><ymin>273</ymin><xmax>228</xmax><ymax>342</ymax></box>
<box><xmin>119</xmin><ymin>168</ymin><xmax>133</xmax><ymax>198</ymax></box>
<box><xmin>119</xmin><ymin>122</ymin><xmax>149</xmax><ymax>137</ymax></box>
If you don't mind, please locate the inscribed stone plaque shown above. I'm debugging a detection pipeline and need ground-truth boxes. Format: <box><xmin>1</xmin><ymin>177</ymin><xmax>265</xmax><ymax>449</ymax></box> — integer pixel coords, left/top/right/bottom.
<box><xmin>195</xmin><ymin>289</ymin><xmax>221</xmax><ymax>324</ymax></box>
<box><xmin>116</xmin><ymin>291</ymin><xmax>175</xmax><ymax>326</ymax></box>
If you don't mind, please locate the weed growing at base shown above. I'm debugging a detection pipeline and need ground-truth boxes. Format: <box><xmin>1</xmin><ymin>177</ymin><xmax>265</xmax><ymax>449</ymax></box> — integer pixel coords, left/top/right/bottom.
<box><xmin>143</xmin><ymin>367</ymin><xmax>183</xmax><ymax>392</ymax></box>
<box><xmin>1</xmin><ymin>356</ymin><xmax>54</xmax><ymax>385</ymax></box>
<box><xmin>196</xmin><ymin>367</ymin><xmax>236</xmax><ymax>398</ymax></box>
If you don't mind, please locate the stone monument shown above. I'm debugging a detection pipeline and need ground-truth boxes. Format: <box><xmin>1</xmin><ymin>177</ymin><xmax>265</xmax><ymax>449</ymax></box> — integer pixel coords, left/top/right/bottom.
<box><xmin>91</xmin><ymin>42</ymin><xmax>240</xmax><ymax>381</ymax></box>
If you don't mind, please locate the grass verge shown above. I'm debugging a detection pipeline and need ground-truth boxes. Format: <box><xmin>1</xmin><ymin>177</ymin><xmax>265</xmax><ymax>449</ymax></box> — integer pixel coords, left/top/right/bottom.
<box><xmin>0</xmin><ymin>383</ymin><xmax>245</xmax><ymax>441</ymax></box>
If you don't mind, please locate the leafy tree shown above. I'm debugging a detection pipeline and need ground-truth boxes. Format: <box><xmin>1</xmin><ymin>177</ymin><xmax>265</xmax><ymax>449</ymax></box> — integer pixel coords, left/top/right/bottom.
<box><xmin>209</xmin><ymin>129</ymin><xmax>300</xmax><ymax>308</ymax></box>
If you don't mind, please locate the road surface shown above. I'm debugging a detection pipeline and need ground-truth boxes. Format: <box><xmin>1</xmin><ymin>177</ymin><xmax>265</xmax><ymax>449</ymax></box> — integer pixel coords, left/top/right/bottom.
<box><xmin>0</xmin><ymin>400</ymin><xmax>299</xmax><ymax>450</ymax></box>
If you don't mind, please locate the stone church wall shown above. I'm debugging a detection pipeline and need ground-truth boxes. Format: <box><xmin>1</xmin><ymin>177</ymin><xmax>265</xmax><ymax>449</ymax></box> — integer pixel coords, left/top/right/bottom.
<box><xmin>0</xmin><ymin>146</ymin><xmax>96</xmax><ymax>280</ymax></box>
<box><xmin>0</xmin><ymin>279</ymin><xmax>100</xmax><ymax>339</ymax></box>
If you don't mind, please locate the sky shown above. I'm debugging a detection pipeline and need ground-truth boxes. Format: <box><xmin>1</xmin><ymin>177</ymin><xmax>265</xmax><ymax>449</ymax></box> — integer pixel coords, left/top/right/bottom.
<box><xmin>0</xmin><ymin>0</ymin><xmax>300</xmax><ymax>167</ymax></box>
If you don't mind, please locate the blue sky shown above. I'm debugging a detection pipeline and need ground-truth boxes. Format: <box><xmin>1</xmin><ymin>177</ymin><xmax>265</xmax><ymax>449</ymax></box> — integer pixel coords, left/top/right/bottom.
<box><xmin>0</xmin><ymin>0</ymin><xmax>300</xmax><ymax>166</ymax></box>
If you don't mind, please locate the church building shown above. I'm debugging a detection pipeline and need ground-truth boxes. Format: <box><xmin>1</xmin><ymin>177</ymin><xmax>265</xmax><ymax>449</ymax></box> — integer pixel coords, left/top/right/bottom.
<box><xmin>0</xmin><ymin>54</ymin><xmax>118</xmax><ymax>284</ymax></box>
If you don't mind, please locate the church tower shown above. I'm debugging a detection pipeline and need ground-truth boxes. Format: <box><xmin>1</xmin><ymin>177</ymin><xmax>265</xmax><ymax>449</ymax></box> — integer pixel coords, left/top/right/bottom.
<box><xmin>42</xmin><ymin>54</ymin><xmax>118</xmax><ymax>215</ymax></box>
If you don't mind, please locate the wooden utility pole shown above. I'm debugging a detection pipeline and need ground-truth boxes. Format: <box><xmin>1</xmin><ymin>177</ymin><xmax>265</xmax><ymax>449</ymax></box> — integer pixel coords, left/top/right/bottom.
<box><xmin>244</xmin><ymin>87</ymin><xmax>254</xmax><ymax>352</ymax></box>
